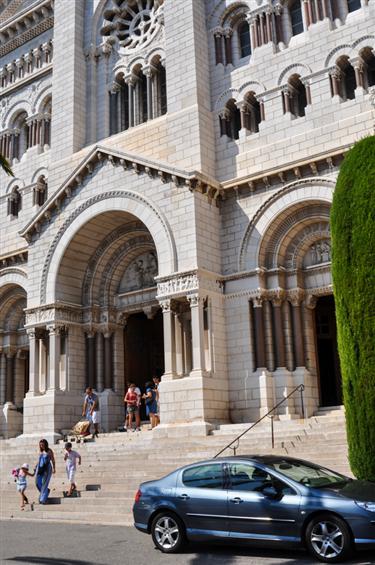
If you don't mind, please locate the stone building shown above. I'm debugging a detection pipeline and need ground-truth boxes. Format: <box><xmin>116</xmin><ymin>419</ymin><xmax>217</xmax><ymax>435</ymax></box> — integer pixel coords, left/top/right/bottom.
<box><xmin>0</xmin><ymin>0</ymin><xmax>374</xmax><ymax>441</ymax></box>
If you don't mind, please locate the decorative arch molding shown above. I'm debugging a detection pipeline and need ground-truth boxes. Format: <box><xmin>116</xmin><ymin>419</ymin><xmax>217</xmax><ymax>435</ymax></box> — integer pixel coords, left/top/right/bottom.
<box><xmin>31</xmin><ymin>167</ymin><xmax>49</xmax><ymax>184</ymax></box>
<box><xmin>0</xmin><ymin>269</ymin><xmax>29</xmax><ymax>295</ymax></box>
<box><xmin>238</xmin><ymin>80</ymin><xmax>266</xmax><ymax>96</ymax></box>
<box><xmin>284</xmin><ymin>224</ymin><xmax>331</xmax><ymax>270</ymax></box>
<box><xmin>101</xmin><ymin>239</ymin><xmax>155</xmax><ymax>306</ymax></box>
<box><xmin>33</xmin><ymin>83</ymin><xmax>52</xmax><ymax>114</ymax></box>
<box><xmin>353</xmin><ymin>35</ymin><xmax>375</xmax><ymax>51</ymax></box>
<box><xmin>215</xmin><ymin>88</ymin><xmax>240</xmax><ymax>110</ymax></box>
<box><xmin>5</xmin><ymin>177</ymin><xmax>25</xmax><ymax>194</ymax></box>
<box><xmin>41</xmin><ymin>191</ymin><xmax>177</xmax><ymax>304</ymax></box>
<box><xmin>238</xmin><ymin>178</ymin><xmax>335</xmax><ymax>271</ymax></box>
<box><xmin>81</xmin><ymin>222</ymin><xmax>148</xmax><ymax>304</ymax></box>
<box><xmin>277</xmin><ymin>63</ymin><xmax>312</xmax><ymax>86</ymax></box>
<box><xmin>146</xmin><ymin>46</ymin><xmax>165</xmax><ymax>65</ymax></box>
<box><xmin>260</xmin><ymin>204</ymin><xmax>331</xmax><ymax>269</ymax></box>
<box><xmin>208</xmin><ymin>0</ymin><xmax>248</xmax><ymax>28</ymax></box>
<box><xmin>3</xmin><ymin>100</ymin><xmax>31</xmax><ymax>128</ymax></box>
<box><xmin>4</xmin><ymin>299</ymin><xmax>26</xmax><ymax>332</ymax></box>
<box><xmin>324</xmin><ymin>44</ymin><xmax>353</xmax><ymax>68</ymax></box>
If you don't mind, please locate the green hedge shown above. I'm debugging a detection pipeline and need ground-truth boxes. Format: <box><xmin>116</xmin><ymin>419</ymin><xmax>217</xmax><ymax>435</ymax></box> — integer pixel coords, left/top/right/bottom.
<box><xmin>331</xmin><ymin>135</ymin><xmax>375</xmax><ymax>480</ymax></box>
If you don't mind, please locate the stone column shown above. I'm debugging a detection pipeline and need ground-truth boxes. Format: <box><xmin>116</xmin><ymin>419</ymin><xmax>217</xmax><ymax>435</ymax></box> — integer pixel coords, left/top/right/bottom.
<box><xmin>187</xmin><ymin>294</ymin><xmax>206</xmax><ymax>376</ymax></box>
<box><xmin>125</xmin><ymin>76</ymin><xmax>135</xmax><ymax>128</ymax></box>
<box><xmin>5</xmin><ymin>351</ymin><xmax>15</xmax><ymax>403</ymax></box>
<box><xmin>47</xmin><ymin>325</ymin><xmax>61</xmax><ymax>392</ymax></box>
<box><xmin>26</xmin><ymin>329</ymin><xmax>40</xmax><ymax>396</ymax></box>
<box><xmin>0</xmin><ymin>351</ymin><xmax>6</xmax><ymax>404</ymax></box>
<box><xmin>272</xmin><ymin>295</ymin><xmax>286</xmax><ymax>369</ymax></box>
<box><xmin>290</xmin><ymin>293</ymin><xmax>306</xmax><ymax>368</ymax></box>
<box><xmin>103</xmin><ymin>332</ymin><xmax>113</xmax><ymax>390</ymax></box>
<box><xmin>282</xmin><ymin>88</ymin><xmax>291</xmax><ymax>114</ymax></box>
<box><xmin>329</xmin><ymin>68</ymin><xmax>341</xmax><ymax>97</ymax></box>
<box><xmin>259</xmin><ymin>14</ymin><xmax>265</xmax><ymax>45</ymax></box>
<box><xmin>96</xmin><ymin>332</ymin><xmax>104</xmax><ymax>392</ymax></box>
<box><xmin>252</xmin><ymin>296</ymin><xmax>267</xmax><ymax>369</ymax></box>
<box><xmin>86</xmin><ymin>332</ymin><xmax>96</xmax><ymax>389</ymax></box>
<box><xmin>223</xmin><ymin>29</ymin><xmax>232</xmax><ymax>65</ymax></box>
<box><xmin>144</xmin><ymin>67</ymin><xmax>154</xmax><ymax>121</ymax></box>
<box><xmin>213</xmin><ymin>29</ymin><xmax>223</xmax><ymax>64</ymax></box>
<box><xmin>174</xmin><ymin>312</ymin><xmax>184</xmax><ymax>377</ymax></box>
<box><xmin>160</xmin><ymin>299</ymin><xmax>176</xmax><ymax>379</ymax></box>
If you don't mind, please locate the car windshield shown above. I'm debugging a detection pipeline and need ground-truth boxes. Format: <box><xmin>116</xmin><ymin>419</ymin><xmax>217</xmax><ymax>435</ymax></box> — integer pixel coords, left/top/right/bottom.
<box><xmin>267</xmin><ymin>460</ymin><xmax>350</xmax><ymax>488</ymax></box>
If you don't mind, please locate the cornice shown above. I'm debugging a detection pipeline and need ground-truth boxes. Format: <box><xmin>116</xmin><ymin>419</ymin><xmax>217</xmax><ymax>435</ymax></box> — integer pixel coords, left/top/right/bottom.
<box><xmin>0</xmin><ymin>0</ymin><xmax>54</xmax><ymax>58</ymax></box>
<box><xmin>19</xmin><ymin>145</ymin><xmax>221</xmax><ymax>243</ymax></box>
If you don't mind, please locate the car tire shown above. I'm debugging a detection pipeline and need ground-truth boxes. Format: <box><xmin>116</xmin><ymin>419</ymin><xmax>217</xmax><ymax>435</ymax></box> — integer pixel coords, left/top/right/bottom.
<box><xmin>305</xmin><ymin>513</ymin><xmax>353</xmax><ymax>563</ymax></box>
<box><xmin>151</xmin><ymin>511</ymin><xmax>185</xmax><ymax>553</ymax></box>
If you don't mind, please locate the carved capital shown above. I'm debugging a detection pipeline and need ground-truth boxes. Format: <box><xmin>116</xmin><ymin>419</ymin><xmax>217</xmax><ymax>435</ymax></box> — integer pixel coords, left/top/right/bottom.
<box><xmin>187</xmin><ymin>293</ymin><xmax>201</xmax><ymax>308</ymax></box>
<box><xmin>288</xmin><ymin>288</ymin><xmax>305</xmax><ymax>307</ymax></box>
<box><xmin>304</xmin><ymin>295</ymin><xmax>318</xmax><ymax>310</ymax></box>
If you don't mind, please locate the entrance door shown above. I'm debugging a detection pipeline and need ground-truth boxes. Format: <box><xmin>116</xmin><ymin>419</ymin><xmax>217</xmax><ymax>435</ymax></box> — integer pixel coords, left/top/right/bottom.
<box><xmin>124</xmin><ymin>310</ymin><xmax>164</xmax><ymax>419</ymax></box>
<box><xmin>315</xmin><ymin>296</ymin><xmax>342</xmax><ymax>407</ymax></box>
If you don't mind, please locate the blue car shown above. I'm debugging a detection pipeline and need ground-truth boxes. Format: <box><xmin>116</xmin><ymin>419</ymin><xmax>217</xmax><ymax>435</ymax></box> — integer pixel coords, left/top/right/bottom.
<box><xmin>133</xmin><ymin>455</ymin><xmax>375</xmax><ymax>562</ymax></box>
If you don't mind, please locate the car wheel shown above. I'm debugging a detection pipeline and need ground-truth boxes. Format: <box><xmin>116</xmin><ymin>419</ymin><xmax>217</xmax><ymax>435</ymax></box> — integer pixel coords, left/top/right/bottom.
<box><xmin>151</xmin><ymin>512</ymin><xmax>185</xmax><ymax>553</ymax></box>
<box><xmin>305</xmin><ymin>513</ymin><xmax>352</xmax><ymax>563</ymax></box>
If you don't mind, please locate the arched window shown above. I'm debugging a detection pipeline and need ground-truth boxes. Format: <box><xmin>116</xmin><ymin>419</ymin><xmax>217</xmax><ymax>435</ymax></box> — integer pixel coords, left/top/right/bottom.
<box><xmin>238</xmin><ymin>21</ymin><xmax>251</xmax><ymax>58</ymax></box>
<box><xmin>290</xmin><ymin>0</ymin><xmax>304</xmax><ymax>36</ymax></box>
<box><xmin>219</xmin><ymin>99</ymin><xmax>241</xmax><ymax>140</ymax></box>
<box><xmin>347</xmin><ymin>0</ymin><xmax>361</xmax><ymax>13</ymax></box>
<box><xmin>243</xmin><ymin>92</ymin><xmax>262</xmax><ymax>133</ymax></box>
<box><xmin>12</xmin><ymin>111</ymin><xmax>29</xmax><ymax>160</ymax></box>
<box><xmin>33</xmin><ymin>175</ymin><xmax>48</xmax><ymax>207</ymax></box>
<box><xmin>335</xmin><ymin>57</ymin><xmax>356</xmax><ymax>100</ymax></box>
<box><xmin>285</xmin><ymin>75</ymin><xmax>307</xmax><ymax>117</ymax></box>
<box><xmin>7</xmin><ymin>186</ymin><xmax>22</xmax><ymax>217</ymax></box>
<box><xmin>360</xmin><ymin>48</ymin><xmax>375</xmax><ymax>89</ymax></box>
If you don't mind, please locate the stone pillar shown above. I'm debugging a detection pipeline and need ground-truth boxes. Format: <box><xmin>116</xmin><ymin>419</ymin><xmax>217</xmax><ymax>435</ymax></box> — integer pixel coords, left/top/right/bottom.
<box><xmin>126</xmin><ymin>77</ymin><xmax>135</xmax><ymax>128</ymax></box>
<box><xmin>282</xmin><ymin>88</ymin><xmax>291</xmax><ymax>114</ymax></box>
<box><xmin>224</xmin><ymin>29</ymin><xmax>232</xmax><ymax>65</ymax></box>
<box><xmin>103</xmin><ymin>332</ymin><xmax>113</xmax><ymax>390</ymax></box>
<box><xmin>144</xmin><ymin>67</ymin><xmax>153</xmax><ymax>120</ymax></box>
<box><xmin>252</xmin><ymin>296</ymin><xmax>267</xmax><ymax>369</ymax></box>
<box><xmin>272</xmin><ymin>296</ymin><xmax>287</xmax><ymax>369</ymax></box>
<box><xmin>86</xmin><ymin>332</ymin><xmax>96</xmax><ymax>388</ymax></box>
<box><xmin>187</xmin><ymin>294</ymin><xmax>206</xmax><ymax>376</ymax></box>
<box><xmin>329</xmin><ymin>68</ymin><xmax>341</xmax><ymax>97</ymax></box>
<box><xmin>213</xmin><ymin>29</ymin><xmax>223</xmax><ymax>64</ymax></box>
<box><xmin>26</xmin><ymin>329</ymin><xmax>40</xmax><ymax>396</ymax></box>
<box><xmin>290</xmin><ymin>294</ymin><xmax>306</xmax><ymax>368</ymax></box>
<box><xmin>160</xmin><ymin>299</ymin><xmax>176</xmax><ymax>379</ymax></box>
<box><xmin>96</xmin><ymin>332</ymin><xmax>104</xmax><ymax>392</ymax></box>
<box><xmin>0</xmin><ymin>351</ymin><xmax>6</xmax><ymax>404</ymax></box>
<box><xmin>174</xmin><ymin>312</ymin><xmax>184</xmax><ymax>377</ymax></box>
<box><xmin>5</xmin><ymin>351</ymin><xmax>15</xmax><ymax>403</ymax></box>
<box><xmin>47</xmin><ymin>325</ymin><xmax>61</xmax><ymax>392</ymax></box>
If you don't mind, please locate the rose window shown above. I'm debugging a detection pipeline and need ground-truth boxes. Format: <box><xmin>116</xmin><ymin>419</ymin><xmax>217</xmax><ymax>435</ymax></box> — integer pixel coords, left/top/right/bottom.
<box><xmin>101</xmin><ymin>0</ymin><xmax>164</xmax><ymax>53</ymax></box>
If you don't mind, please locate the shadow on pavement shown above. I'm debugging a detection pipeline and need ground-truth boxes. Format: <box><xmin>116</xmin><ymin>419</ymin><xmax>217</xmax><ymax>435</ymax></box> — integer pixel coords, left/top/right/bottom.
<box><xmin>184</xmin><ymin>543</ymin><xmax>375</xmax><ymax>565</ymax></box>
<box><xmin>6</xmin><ymin>558</ymin><xmax>96</xmax><ymax>565</ymax></box>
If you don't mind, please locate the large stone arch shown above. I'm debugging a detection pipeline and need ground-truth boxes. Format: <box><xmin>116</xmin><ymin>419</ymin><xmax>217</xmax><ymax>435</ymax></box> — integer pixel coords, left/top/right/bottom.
<box><xmin>239</xmin><ymin>179</ymin><xmax>335</xmax><ymax>271</ymax></box>
<box><xmin>42</xmin><ymin>191</ymin><xmax>177</xmax><ymax>304</ymax></box>
<box><xmin>0</xmin><ymin>269</ymin><xmax>29</xmax><ymax>295</ymax></box>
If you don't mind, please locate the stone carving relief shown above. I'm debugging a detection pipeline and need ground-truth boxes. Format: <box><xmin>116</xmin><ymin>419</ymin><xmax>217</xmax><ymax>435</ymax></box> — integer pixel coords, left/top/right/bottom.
<box><xmin>157</xmin><ymin>274</ymin><xmax>199</xmax><ymax>297</ymax></box>
<box><xmin>101</xmin><ymin>0</ymin><xmax>164</xmax><ymax>55</ymax></box>
<box><xmin>305</xmin><ymin>239</ymin><xmax>332</xmax><ymax>267</ymax></box>
<box><xmin>119</xmin><ymin>251</ymin><xmax>158</xmax><ymax>292</ymax></box>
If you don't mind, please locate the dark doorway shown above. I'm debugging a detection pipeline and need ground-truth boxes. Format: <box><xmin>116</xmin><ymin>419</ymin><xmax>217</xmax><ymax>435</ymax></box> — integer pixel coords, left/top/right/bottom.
<box><xmin>124</xmin><ymin>309</ymin><xmax>164</xmax><ymax>420</ymax></box>
<box><xmin>315</xmin><ymin>295</ymin><xmax>342</xmax><ymax>407</ymax></box>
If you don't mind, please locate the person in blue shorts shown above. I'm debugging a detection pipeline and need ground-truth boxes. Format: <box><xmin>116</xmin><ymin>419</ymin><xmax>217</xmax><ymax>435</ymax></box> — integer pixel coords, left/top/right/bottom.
<box><xmin>142</xmin><ymin>381</ymin><xmax>158</xmax><ymax>429</ymax></box>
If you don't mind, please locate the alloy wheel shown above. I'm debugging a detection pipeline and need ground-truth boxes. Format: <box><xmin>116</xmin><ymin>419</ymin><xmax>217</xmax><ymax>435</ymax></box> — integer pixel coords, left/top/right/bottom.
<box><xmin>310</xmin><ymin>520</ymin><xmax>344</xmax><ymax>559</ymax></box>
<box><xmin>153</xmin><ymin>516</ymin><xmax>180</xmax><ymax>550</ymax></box>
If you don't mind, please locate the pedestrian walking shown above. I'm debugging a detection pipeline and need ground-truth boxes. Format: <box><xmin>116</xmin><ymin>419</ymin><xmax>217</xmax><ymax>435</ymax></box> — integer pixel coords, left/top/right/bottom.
<box><xmin>142</xmin><ymin>381</ymin><xmax>158</xmax><ymax>429</ymax></box>
<box><xmin>14</xmin><ymin>464</ymin><xmax>34</xmax><ymax>510</ymax></box>
<box><xmin>82</xmin><ymin>387</ymin><xmax>100</xmax><ymax>438</ymax></box>
<box><xmin>35</xmin><ymin>439</ymin><xmax>55</xmax><ymax>505</ymax></box>
<box><xmin>64</xmin><ymin>442</ymin><xmax>81</xmax><ymax>496</ymax></box>
<box><xmin>152</xmin><ymin>375</ymin><xmax>161</xmax><ymax>426</ymax></box>
<box><xmin>124</xmin><ymin>383</ymin><xmax>141</xmax><ymax>431</ymax></box>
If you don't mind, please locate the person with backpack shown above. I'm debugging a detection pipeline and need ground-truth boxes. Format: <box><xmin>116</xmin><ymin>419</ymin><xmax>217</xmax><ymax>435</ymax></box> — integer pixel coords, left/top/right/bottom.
<box><xmin>13</xmin><ymin>463</ymin><xmax>35</xmax><ymax>510</ymax></box>
<box><xmin>142</xmin><ymin>381</ymin><xmax>158</xmax><ymax>430</ymax></box>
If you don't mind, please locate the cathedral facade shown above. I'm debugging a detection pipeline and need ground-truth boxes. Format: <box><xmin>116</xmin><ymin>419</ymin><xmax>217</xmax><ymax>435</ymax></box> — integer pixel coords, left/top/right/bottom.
<box><xmin>0</xmin><ymin>0</ymin><xmax>374</xmax><ymax>441</ymax></box>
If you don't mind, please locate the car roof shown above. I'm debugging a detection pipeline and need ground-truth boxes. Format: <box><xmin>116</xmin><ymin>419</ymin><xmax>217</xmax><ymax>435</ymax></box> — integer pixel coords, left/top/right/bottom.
<box><xmin>187</xmin><ymin>455</ymin><xmax>318</xmax><ymax>467</ymax></box>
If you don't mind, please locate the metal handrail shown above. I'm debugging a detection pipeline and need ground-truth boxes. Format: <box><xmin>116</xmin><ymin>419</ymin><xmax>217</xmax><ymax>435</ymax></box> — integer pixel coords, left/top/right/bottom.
<box><xmin>214</xmin><ymin>383</ymin><xmax>305</xmax><ymax>458</ymax></box>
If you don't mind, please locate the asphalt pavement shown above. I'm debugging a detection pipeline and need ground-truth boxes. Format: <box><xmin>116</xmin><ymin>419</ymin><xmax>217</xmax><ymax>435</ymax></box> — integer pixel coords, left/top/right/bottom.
<box><xmin>0</xmin><ymin>520</ymin><xmax>374</xmax><ymax>565</ymax></box>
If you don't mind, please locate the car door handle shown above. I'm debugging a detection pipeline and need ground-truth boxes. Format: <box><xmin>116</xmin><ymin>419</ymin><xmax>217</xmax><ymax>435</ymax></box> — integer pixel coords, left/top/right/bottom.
<box><xmin>178</xmin><ymin>494</ymin><xmax>190</xmax><ymax>500</ymax></box>
<box><xmin>230</xmin><ymin>497</ymin><xmax>243</xmax><ymax>504</ymax></box>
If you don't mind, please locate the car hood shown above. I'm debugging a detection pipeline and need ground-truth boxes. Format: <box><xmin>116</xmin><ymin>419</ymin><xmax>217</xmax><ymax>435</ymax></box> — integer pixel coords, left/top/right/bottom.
<box><xmin>322</xmin><ymin>479</ymin><xmax>375</xmax><ymax>502</ymax></box>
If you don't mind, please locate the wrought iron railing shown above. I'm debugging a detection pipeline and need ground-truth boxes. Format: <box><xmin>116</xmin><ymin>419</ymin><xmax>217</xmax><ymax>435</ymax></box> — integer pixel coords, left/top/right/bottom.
<box><xmin>214</xmin><ymin>383</ymin><xmax>305</xmax><ymax>458</ymax></box>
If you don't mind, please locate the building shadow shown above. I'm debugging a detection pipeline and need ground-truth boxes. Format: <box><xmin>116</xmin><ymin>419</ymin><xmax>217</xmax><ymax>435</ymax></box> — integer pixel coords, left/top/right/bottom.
<box><xmin>6</xmin><ymin>558</ymin><xmax>98</xmax><ymax>565</ymax></box>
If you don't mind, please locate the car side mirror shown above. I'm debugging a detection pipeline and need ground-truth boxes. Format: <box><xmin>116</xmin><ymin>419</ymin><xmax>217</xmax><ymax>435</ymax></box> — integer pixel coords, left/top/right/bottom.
<box><xmin>262</xmin><ymin>486</ymin><xmax>280</xmax><ymax>499</ymax></box>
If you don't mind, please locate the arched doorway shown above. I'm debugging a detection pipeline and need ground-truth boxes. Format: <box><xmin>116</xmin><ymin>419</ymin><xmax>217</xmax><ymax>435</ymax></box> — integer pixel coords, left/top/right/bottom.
<box><xmin>315</xmin><ymin>295</ymin><xmax>342</xmax><ymax>407</ymax></box>
<box><xmin>0</xmin><ymin>283</ymin><xmax>28</xmax><ymax>438</ymax></box>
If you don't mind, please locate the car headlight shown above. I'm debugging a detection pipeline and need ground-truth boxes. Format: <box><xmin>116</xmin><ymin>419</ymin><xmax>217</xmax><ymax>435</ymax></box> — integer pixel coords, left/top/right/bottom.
<box><xmin>355</xmin><ymin>501</ymin><xmax>375</xmax><ymax>512</ymax></box>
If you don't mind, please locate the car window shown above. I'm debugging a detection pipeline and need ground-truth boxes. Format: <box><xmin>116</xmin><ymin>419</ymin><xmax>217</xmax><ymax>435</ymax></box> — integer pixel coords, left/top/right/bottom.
<box><xmin>182</xmin><ymin>464</ymin><xmax>223</xmax><ymax>489</ymax></box>
<box><xmin>229</xmin><ymin>463</ymin><xmax>297</xmax><ymax>495</ymax></box>
<box><xmin>268</xmin><ymin>460</ymin><xmax>348</xmax><ymax>488</ymax></box>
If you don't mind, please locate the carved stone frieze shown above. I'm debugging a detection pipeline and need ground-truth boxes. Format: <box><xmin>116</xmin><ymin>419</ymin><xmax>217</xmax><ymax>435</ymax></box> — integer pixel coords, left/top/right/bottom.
<box><xmin>156</xmin><ymin>270</ymin><xmax>223</xmax><ymax>299</ymax></box>
<box><xmin>120</xmin><ymin>251</ymin><xmax>158</xmax><ymax>293</ymax></box>
<box><xmin>25</xmin><ymin>305</ymin><xmax>83</xmax><ymax>327</ymax></box>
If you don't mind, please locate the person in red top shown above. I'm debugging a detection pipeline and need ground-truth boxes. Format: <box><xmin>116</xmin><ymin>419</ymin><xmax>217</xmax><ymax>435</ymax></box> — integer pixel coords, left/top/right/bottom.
<box><xmin>124</xmin><ymin>383</ymin><xmax>139</xmax><ymax>432</ymax></box>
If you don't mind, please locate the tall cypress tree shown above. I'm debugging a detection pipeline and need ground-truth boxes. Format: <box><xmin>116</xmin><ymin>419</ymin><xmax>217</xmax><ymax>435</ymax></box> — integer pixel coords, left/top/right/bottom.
<box><xmin>331</xmin><ymin>136</ymin><xmax>375</xmax><ymax>480</ymax></box>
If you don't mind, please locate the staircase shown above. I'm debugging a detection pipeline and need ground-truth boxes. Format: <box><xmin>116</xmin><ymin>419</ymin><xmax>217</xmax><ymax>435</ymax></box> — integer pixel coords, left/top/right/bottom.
<box><xmin>0</xmin><ymin>408</ymin><xmax>349</xmax><ymax>526</ymax></box>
